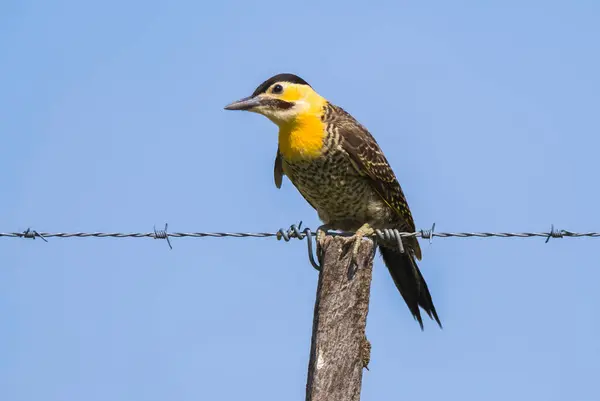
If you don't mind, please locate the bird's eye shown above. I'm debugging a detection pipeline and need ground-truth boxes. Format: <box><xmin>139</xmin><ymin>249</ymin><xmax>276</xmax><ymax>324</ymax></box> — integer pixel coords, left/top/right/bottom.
<box><xmin>272</xmin><ymin>84</ymin><xmax>283</xmax><ymax>94</ymax></box>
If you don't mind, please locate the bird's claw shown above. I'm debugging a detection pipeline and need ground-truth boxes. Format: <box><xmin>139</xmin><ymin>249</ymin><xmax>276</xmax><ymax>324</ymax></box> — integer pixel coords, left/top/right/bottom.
<box><xmin>350</xmin><ymin>223</ymin><xmax>374</xmax><ymax>267</ymax></box>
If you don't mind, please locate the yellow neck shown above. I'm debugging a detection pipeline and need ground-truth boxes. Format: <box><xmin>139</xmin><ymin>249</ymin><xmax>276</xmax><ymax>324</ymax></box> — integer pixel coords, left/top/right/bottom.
<box><xmin>277</xmin><ymin>97</ymin><xmax>327</xmax><ymax>162</ymax></box>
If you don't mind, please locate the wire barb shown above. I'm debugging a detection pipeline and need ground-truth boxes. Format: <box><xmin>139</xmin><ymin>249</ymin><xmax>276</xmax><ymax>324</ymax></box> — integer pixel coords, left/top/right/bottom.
<box><xmin>153</xmin><ymin>223</ymin><xmax>173</xmax><ymax>249</ymax></box>
<box><xmin>545</xmin><ymin>224</ymin><xmax>564</xmax><ymax>243</ymax></box>
<box><xmin>420</xmin><ymin>222</ymin><xmax>436</xmax><ymax>244</ymax></box>
<box><xmin>21</xmin><ymin>228</ymin><xmax>48</xmax><ymax>242</ymax></box>
<box><xmin>276</xmin><ymin>221</ymin><xmax>303</xmax><ymax>241</ymax></box>
<box><xmin>277</xmin><ymin>222</ymin><xmax>320</xmax><ymax>271</ymax></box>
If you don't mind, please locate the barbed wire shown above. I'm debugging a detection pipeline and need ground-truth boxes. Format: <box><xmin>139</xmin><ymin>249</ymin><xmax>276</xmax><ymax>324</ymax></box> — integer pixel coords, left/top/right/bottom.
<box><xmin>2</xmin><ymin>223</ymin><xmax>598</xmax><ymax>241</ymax></box>
<box><xmin>1</xmin><ymin>223</ymin><xmax>598</xmax><ymax>270</ymax></box>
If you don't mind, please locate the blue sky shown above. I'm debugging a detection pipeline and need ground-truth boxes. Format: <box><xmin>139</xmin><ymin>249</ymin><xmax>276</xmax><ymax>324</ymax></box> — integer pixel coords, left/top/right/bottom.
<box><xmin>1</xmin><ymin>1</ymin><xmax>599</xmax><ymax>400</ymax></box>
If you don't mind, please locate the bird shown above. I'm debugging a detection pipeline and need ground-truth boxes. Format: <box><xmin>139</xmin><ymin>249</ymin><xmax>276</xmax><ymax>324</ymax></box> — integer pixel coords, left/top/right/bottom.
<box><xmin>224</xmin><ymin>73</ymin><xmax>441</xmax><ymax>329</ymax></box>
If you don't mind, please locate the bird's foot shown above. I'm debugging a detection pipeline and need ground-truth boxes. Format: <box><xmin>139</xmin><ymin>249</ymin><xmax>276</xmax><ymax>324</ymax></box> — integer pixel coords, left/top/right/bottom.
<box><xmin>350</xmin><ymin>223</ymin><xmax>375</xmax><ymax>267</ymax></box>
<box><xmin>316</xmin><ymin>224</ymin><xmax>332</xmax><ymax>264</ymax></box>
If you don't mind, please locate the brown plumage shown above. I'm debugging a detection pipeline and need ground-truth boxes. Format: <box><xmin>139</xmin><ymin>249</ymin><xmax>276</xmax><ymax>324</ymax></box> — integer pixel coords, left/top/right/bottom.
<box><xmin>287</xmin><ymin>103</ymin><xmax>440</xmax><ymax>329</ymax></box>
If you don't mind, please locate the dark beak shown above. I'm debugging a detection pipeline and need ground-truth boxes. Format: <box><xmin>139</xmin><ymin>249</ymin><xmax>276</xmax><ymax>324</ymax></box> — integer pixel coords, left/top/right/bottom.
<box><xmin>224</xmin><ymin>95</ymin><xmax>263</xmax><ymax>111</ymax></box>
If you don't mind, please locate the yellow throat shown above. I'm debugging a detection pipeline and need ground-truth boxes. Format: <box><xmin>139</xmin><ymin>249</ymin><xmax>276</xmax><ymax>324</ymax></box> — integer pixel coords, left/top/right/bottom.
<box><xmin>276</xmin><ymin>89</ymin><xmax>328</xmax><ymax>162</ymax></box>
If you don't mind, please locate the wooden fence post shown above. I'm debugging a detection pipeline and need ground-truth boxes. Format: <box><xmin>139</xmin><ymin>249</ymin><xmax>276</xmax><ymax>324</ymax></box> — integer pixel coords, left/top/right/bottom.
<box><xmin>305</xmin><ymin>235</ymin><xmax>375</xmax><ymax>401</ymax></box>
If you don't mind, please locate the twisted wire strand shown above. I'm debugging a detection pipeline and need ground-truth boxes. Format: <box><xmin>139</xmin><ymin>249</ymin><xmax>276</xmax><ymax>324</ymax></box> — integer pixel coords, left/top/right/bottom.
<box><xmin>1</xmin><ymin>228</ymin><xmax>599</xmax><ymax>240</ymax></box>
<box><xmin>3</xmin><ymin>224</ymin><xmax>596</xmax><ymax>271</ymax></box>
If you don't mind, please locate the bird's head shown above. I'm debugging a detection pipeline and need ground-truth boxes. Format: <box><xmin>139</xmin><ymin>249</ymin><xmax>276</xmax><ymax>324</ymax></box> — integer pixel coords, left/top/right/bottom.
<box><xmin>224</xmin><ymin>73</ymin><xmax>324</xmax><ymax>126</ymax></box>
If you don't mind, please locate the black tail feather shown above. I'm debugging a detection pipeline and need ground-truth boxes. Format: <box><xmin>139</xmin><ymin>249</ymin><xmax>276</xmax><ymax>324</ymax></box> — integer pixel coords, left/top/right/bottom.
<box><xmin>378</xmin><ymin>244</ymin><xmax>442</xmax><ymax>330</ymax></box>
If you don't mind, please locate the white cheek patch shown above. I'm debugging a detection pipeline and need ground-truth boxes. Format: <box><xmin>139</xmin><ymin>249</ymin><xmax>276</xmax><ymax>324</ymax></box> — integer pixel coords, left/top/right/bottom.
<box><xmin>285</xmin><ymin>99</ymin><xmax>310</xmax><ymax>118</ymax></box>
<box><xmin>277</xmin><ymin>108</ymin><xmax>298</xmax><ymax>122</ymax></box>
<box><xmin>294</xmin><ymin>99</ymin><xmax>309</xmax><ymax>109</ymax></box>
<box><xmin>262</xmin><ymin>106</ymin><xmax>295</xmax><ymax>124</ymax></box>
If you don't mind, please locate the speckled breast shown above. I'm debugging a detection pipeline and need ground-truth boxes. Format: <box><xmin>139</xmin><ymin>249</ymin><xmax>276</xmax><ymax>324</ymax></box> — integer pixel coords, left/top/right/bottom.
<box><xmin>282</xmin><ymin>149</ymin><xmax>378</xmax><ymax>224</ymax></box>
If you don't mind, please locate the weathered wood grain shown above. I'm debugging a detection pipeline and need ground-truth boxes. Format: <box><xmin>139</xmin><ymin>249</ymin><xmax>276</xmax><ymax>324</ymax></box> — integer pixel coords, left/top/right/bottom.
<box><xmin>305</xmin><ymin>235</ymin><xmax>375</xmax><ymax>401</ymax></box>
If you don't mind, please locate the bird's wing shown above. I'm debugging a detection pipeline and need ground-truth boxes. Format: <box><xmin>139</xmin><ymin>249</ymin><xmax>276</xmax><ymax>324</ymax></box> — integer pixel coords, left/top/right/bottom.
<box><xmin>331</xmin><ymin>105</ymin><xmax>422</xmax><ymax>259</ymax></box>
<box><xmin>274</xmin><ymin>150</ymin><xmax>284</xmax><ymax>189</ymax></box>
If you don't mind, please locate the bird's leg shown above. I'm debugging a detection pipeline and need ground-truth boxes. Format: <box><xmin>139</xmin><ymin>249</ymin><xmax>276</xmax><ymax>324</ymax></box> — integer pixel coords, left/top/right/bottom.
<box><xmin>350</xmin><ymin>223</ymin><xmax>375</xmax><ymax>267</ymax></box>
<box><xmin>316</xmin><ymin>224</ymin><xmax>332</xmax><ymax>264</ymax></box>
